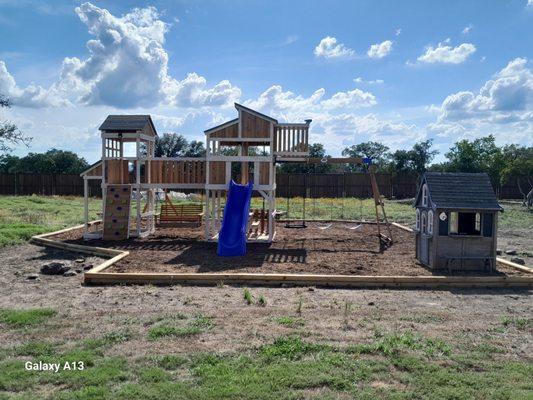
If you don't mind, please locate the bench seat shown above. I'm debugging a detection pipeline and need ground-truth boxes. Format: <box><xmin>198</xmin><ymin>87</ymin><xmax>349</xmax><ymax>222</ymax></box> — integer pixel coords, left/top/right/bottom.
<box><xmin>158</xmin><ymin>204</ymin><xmax>203</xmax><ymax>227</ymax></box>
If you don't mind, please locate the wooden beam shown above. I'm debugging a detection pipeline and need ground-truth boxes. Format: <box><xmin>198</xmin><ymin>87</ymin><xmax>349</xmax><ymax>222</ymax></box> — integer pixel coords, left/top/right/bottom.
<box><xmin>84</xmin><ymin>271</ymin><xmax>533</xmax><ymax>288</ymax></box>
<box><xmin>306</xmin><ymin>157</ymin><xmax>364</xmax><ymax>164</ymax></box>
<box><xmin>497</xmin><ymin>257</ymin><xmax>533</xmax><ymax>274</ymax></box>
<box><xmin>392</xmin><ymin>222</ymin><xmax>414</xmax><ymax>232</ymax></box>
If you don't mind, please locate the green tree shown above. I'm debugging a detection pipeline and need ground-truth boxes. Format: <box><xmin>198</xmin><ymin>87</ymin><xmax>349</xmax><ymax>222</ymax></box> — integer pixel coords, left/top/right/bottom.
<box><xmin>154</xmin><ymin>133</ymin><xmax>188</xmax><ymax>157</ymax></box>
<box><xmin>278</xmin><ymin>143</ymin><xmax>333</xmax><ymax>173</ymax></box>
<box><xmin>389</xmin><ymin>139</ymin><xmax>438</xmax><ymax>176</ymax></box>
<box><xmin>3</xmin><ymin>149</ymin><xmax>89</xmax><ymax>174</ymax></box>
<box><xmin>0</xmin><ymin>94</ymin><xmax>31</xmax><ymax>153</ymax></box>
<box><xmin>410</xmin><ymin>140</ymin><xmax>439</xmax><ymax>175</ymax></box>
<box><xmin>500</xmin><ymin>144</ymin><xmax>533</xmax><ymax>208</ymax></box>
<box><xmin>342</xmin><ymin>141</ymin><xmax>390</xmax><ymax>171</ymax></box>
<box><xmin>0</xmin><ymin>154</ymin><xmax>21</xmax><ymax>173</ymax></box>
<box><xmin>184</xmin><ymin>140</ymin><xmax>206</xmax><ymax>157</ymax></box>
<box><xmin>444</xmin><ymin>135</ymin><xmax>505</xmax><ymax>188</ymax></box>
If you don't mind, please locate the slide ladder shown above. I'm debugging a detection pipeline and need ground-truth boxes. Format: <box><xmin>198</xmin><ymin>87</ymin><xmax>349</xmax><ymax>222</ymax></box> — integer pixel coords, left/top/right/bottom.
<box><xmin>217</xmin><ymin>180</ymin><xmax>253</xmax><ymax>256</ymax></box>
<box><xmin>103</xmin><ymin>184</ymin><xmax>132</xmax><ymax>240</ymax></box>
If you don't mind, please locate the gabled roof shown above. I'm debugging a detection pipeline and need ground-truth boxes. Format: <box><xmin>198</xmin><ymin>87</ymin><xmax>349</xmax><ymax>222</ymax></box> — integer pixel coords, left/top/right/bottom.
<box><xmin>416</xmin><ymin>172</ymin><xmax>502</xmax><ymax>211</ymax></box>
<box><xmin>80</xmin><ymin>160</ymin><xmax>102</xmax><ymax>177</ymax></box>
<box><xmin>204</xmin><ymin>118</ymin><xmax>238</xmax><ymax>134</ymax></box>
<box><xmin>234</xmin><ymin>103</ymin><xmax>278</xmax><ymax>124</ymax></box>
<box><xmin>99</xmin><ymin>115</ymin><xmax>157</xmax><ymax>134</ymax></box>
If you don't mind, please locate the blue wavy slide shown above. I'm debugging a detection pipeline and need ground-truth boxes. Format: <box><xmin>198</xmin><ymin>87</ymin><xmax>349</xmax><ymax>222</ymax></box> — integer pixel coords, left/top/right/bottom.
<box><xmin>217</xmin><ymin>180</ymin><xmax>254</xmax><ymax>256</ymax></box>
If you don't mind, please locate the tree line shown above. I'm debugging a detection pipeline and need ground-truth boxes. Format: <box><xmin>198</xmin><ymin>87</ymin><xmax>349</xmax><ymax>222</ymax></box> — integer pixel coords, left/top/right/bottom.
<box><xmin>279</xmin><ymin>138</ymin><xmax>532</xmax><ymax>198</ymax></box>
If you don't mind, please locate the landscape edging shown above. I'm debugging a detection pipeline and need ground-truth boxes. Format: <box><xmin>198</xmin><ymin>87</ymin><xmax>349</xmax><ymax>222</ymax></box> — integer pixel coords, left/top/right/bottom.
<box><xmin>29</xmin><ymin>222</ymin><xmax>533</xmax><ymax>288</ymax></box>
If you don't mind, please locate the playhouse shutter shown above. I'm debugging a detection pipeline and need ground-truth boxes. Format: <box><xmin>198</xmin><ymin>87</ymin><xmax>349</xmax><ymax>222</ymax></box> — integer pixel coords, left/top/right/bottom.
<box><xmin>483</xmin><ymin>213</ymin><xmax>493</xmax><ymax>237</ymax></box>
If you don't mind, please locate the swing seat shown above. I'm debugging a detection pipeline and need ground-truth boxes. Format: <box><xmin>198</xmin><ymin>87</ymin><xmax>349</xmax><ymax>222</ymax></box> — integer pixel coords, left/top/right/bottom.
<box><xmin>316</xmin><ymin>223</ymin><xmax>332</xmax><ymax>230</ymax></box>
<box><xmin>345</xmin><ymin>224</ymin><xmax>362</xmax><ymax>230</ymax></box>
<box><xmin>158</xmin><ymin>204</ymin><xmax>203</xmax><ymax>227</ymax></box>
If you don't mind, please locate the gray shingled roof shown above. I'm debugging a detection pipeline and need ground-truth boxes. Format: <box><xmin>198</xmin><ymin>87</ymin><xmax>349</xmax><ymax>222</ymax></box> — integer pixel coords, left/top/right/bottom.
<box><xmin>99</xmin><ymin>115</ymin><xmax>156</xmax><ymax>133</ymax></box>
<box><xmin>419</xmin><ymin>172</ymin><xmax>502</xmax><ymax>210</ymax></box>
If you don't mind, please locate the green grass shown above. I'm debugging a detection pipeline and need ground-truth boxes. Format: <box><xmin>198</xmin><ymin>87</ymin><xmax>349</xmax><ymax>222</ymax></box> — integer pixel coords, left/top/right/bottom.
<box><xmin>501</xmin><ymin>316</ymin><xmax>532</xmax><ymax>330</ymax></box>
<box><xmin>148</xmin><ymin>314</ymin><xmax>214</xmax><ymax>340</ymax></box>
<box><xmin>0</xmin><ymin>195</ymin><xmax>101</xmax><ymax>246</ymax></box>
<box><xmin>1</xmin><ymin>195</ymin><xmax>530</xmax><ymax>247</ymax></box>
<box><xmin>273</xmin><ymin>316</ymin><xmax>305</xmax><ymax>328</ymax></box>
<box><xmin>243</xmin><ymin>288</ymin><xmax>253</xmax><ymax>305</ymax></box>
<box><xmin>498</xmin><ymin>201</ymin><xmax>533</xmax><ymax>231</ymax></box>
<box><xmin>2</xmin><ymin>331</ymin><xmax>531</xmax><ymax>399</ymax></box>
<box><xmin>0</xmin><ymin>308</ymin><xmax>56</xmax><ymax>328</ymax></box>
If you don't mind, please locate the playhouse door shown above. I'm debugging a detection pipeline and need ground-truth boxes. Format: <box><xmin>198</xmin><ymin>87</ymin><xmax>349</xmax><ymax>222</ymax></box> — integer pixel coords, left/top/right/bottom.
<box><xmin>420</xmin><ymin>237</ymin><xmax>429</xmax><ymax>265</ymax></box>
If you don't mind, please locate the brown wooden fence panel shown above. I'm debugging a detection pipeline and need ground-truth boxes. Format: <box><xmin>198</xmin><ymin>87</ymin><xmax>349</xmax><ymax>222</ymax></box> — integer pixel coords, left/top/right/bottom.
<box><xmin>276</xmin><ymin>173</ymin><xmax>525</xmax><ymax>199</ymax></box>
<box><xmin>0</xmin><ymin>173</ymin><xmax>526</xmax><ymax>199</ymax></box>
<box><xmin>0</xmin><ymin>174</ymin><xmax>101</xmax><ymax>197</ymax></box>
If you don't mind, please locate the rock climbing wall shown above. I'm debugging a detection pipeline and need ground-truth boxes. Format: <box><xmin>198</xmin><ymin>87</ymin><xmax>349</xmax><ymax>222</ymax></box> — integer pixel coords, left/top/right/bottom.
<box><xmin>103</xmin><ymin>184</ymin><xmax>132</xmax><ymax>241</ymax></box>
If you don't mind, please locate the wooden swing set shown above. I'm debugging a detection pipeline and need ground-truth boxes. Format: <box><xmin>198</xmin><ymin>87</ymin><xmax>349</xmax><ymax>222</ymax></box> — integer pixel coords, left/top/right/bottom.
<box><xmin>281</xmin><ymin>157</ymin><xmax>393</xmax><ymax>246</ymax></box>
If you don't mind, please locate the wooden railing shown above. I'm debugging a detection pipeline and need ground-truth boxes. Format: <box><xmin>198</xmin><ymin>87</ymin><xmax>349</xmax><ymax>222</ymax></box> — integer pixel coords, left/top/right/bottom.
<box><xmin>274</xmin><ymin>123</ymin><xmax>309</xmax><ymax>156</ymax></box>
<box><xmin>149</xmin><ymin>159</ymin><xmax>205</xmax><ymax>185</ymax></box>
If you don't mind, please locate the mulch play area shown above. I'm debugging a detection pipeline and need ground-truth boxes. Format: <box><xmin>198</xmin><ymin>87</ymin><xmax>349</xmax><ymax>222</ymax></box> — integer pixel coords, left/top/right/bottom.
<box><xmin>51</xmin><ymin>223</ymin><xmax>523</xmax><ymax>277</ymax></box>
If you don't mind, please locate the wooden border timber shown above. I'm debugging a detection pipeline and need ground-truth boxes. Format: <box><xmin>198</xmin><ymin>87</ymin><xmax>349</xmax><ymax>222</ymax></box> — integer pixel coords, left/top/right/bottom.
<box><xmin>496</xmin><ymin>257</ymin><xmax>533</xmax><ymax>274</ymax></box>
<box><xmin>30</xmin><ymin>222</ymin><xmax>129</xmax><ymax>275</ymax></box>
<box><xmin>30</xmin><ymin>222</ymin><xmax>532</xmax><ymax>288</ymax></box>
<box><xmin>83</xmin><ymin>272</ymin><xmax>533</xmax><ymax>288</ymax></box>
<box><xmin>391</xmin><ymin>222</ymin><xmax>414</xmax><ymax>232</ymax></box>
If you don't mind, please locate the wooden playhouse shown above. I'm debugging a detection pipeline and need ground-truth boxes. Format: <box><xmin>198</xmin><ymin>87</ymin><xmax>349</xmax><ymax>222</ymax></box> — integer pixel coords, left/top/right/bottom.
<box><xmin>414</xmin><ymin>172</ymin><xmax>503</xmax><ymax>272</ymax></box>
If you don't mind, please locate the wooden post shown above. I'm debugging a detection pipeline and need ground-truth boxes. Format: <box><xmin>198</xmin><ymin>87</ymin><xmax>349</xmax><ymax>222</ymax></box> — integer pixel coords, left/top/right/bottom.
<box><xmin>205</xmin><ymin>138</ymin><xmax>211</xmax><ymax>240</ymax></box>
<box><xmin>83</xmin><ymin>177</ymin><xmax>89</xmax><ymax>235</ymax></box>
<box><xmin>241</xmin><ymin>143</ymin><xmax>249</xmax><ymax>184</ymax></box>
<box><xmin>135</xmin><ymin>135</ymin><xmax>141</xmax><ymax>237</ymax></box>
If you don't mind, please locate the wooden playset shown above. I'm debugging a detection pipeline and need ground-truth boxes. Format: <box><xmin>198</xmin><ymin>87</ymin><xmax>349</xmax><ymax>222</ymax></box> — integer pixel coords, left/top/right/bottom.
<box><xmin>81</xmin><ymin>103</ymin><xmax>393</xmax><ymax>253</ymax></box>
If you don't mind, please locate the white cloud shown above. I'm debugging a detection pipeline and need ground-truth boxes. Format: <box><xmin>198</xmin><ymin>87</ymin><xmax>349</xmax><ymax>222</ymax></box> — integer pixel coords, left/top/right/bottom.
<box><xmin>245</xmin><ymin>85</ymin><xmax>376</xmax><ymax>116</ymax></box>
<box><xmin>314</xmin><ymin>36</ymin><xmax>355</xmax><ymax>59</ymax></box>
<box><xmin>431</xmin><ymin>58</ymin><xmax>533</xmax><ymax>145</ymax></box>
<box><xmin>395</xmin><ymin>28</ymin><xmax>402</xmax><ymax>36</ymax></box>
<box><xmin>417</xmin><ymin>41</ymin><xmax>476</xmax><ymax>64</ymax></box>
<box><xmin>528</xmin><ymin>0</ymin><xmax>533</xmax><ymax>7</ymax></box>
<box><xmin>322</xmin><ymin>89</ymin><xmax>377</xmax><ymax>109</ymax></box>
<box><xmin>354</xmin><ymin>77</ymin><xmax>384</xmax><ymax>85</ymax></box>
<box><xmin>284</xmin><ymin>35</ymin><xmax>298</xmax><ymax>45</ymax></box>
<box><xmin>462</xmin><ymin>24</ymin><xmax>473</xmax><ymax>34</ymax></box>
<box><xmin>0</xmin><ymin>2</ymin><xmax>241</xmax><ymax>109</ymax></box>
<box><xmin>440</xmin><ymin>58</ymin><xmax>532</xmax><ymax>120</ymax></box>
<box><xmin>367</xmin><ymin>40</ymin><xmax>393</xmax><ymax>59</ymax></box>
<box><xmin>244</xmin><ymin>85</ymin><xmax>422</xmax><ymax>154</ymax></box>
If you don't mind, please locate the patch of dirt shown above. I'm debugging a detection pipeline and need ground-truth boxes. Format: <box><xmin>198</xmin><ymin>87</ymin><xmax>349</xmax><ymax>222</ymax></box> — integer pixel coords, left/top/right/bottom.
<box><xmin>53</xmin><ymin>223</ymin><xmax>523</xmax><ymax>276</ymax></box>
<box><xmin>0</xmin><ymin>242</ymin><xmax>531</xmax><ymax>359</ymax></box>
<box><xmin>497</xmin><ymin>227</ymin><xmax>533</xmax><ymax>265</ymax></box>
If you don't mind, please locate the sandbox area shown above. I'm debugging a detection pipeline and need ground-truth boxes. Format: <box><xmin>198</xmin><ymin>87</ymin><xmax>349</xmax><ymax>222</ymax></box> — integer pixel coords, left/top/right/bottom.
<box><xmin>50</xmin><ymin>222</ymin><xmax>523</xmax><ymax>277</ymax></box>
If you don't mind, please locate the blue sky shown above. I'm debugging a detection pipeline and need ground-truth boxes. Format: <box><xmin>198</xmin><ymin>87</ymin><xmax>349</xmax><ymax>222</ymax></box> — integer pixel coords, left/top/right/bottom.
<box><xmin>1</xmin><ymin>0</ymin><xmax>532</xmax><ymax>163</ymax></box>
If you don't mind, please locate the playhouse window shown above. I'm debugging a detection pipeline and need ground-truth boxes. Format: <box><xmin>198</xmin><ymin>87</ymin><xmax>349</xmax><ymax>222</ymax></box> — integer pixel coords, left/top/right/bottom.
<box><xmin>421</xmin><ymin>211</ymin><xmax>427</xmax><ymax>234</ymax></box>
<box><xmin>416</xmin><ymin>209</ymin><xmax>420</xmax><ymax>231</ymax></box>
<box><xmin>449</xmin><ymin>212</ymin><xmax>481</xmax><ymax>236</ymax></box>
<box><xmin>422</xmin><ymin>184</ymin><xmax>428</xmax><ymax>207</ymax></box>
<box><xmin>428</xmin><ymin>210</ymin><xmax>434</xmax><ymax>234</ymax></box>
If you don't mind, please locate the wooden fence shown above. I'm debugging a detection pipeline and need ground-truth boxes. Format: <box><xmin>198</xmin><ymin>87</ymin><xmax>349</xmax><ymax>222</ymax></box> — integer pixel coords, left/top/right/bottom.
<box><xmin>276</xmin><ymin>173</ymin><xmax>525</xmax><ymax>199</ymax></box>
<box><xmin>0</xmin><ymin>174</ymin><xmax>101</xmax><ymax>196</ymax></box>
<box><xmin>0</xmin><ymin>173</ymin><xmax>526</xmax><ymax>199</ymax></box>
